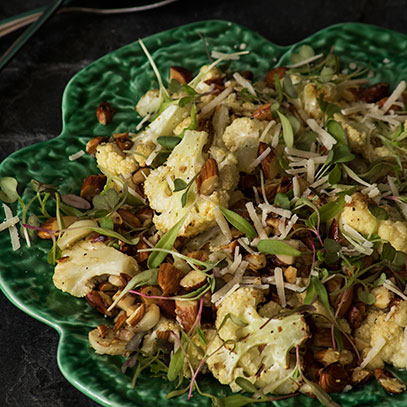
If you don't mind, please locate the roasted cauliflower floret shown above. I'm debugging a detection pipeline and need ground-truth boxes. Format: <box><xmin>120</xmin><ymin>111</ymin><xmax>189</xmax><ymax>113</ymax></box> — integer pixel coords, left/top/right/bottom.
<box><xmin>334</xmin><ymin>114</ymin><xmax>369</xmax><ymax>156</ymax></box>
<box><xmin>53</xmin><ymin>238</ymin><xmax>139</xmax><ymax>297</ymax></box>
<box><xmin>89</xmin><ymin>327</ymin><xmax>128</xmax><ymax>355</ymax></box>
<box><xmin>141</xmin><ymin>316</ymin><xmax>180</xmax><ymax>354</ymax></box>
<box><xmin>222</xmin><ymin>117</ymin><xmax>267</xmax><ymax>173</ymax></box>
<box><xmin>144</xmin><ymin>129</ymin><xmax>238</xmax><ymax>237</ymax></box>
<box><xmin>96</xmin><ymin>142</ymin><xmax>138</xmax><ymax>179</ymax></box>
<box><xmin>339</xmin><ymin>192</ymin><xmax>378</xmax><ymax>237</ymax></box>
<box><xmin>132</xmin><ymin>104</ymin><xmax>189</xmax><ymax>166</ymax></box>
<box><xmin>340</xmin><ymin>193</ymin><xmax>407</xmax><ymax>253</ymax></box>
<box><xmin>206</xmin><ymin>287</ymin><xmax>309</xmax><ymax>394</ymax></box>
<box><xmin>355</xmin><ymin>301</ymin><xmax>407</xmax><ymax>369</ymax></box>
<box><xmin>195</xmin><ymin>65</ymin><xmax>223</xmax><ymax>94</ymax></box>
<box><xmin>301</xmin><ymin>82</ymin><xmax>337</xmax><ymax>120</ymax></box>
<box><xmin>136</xmin><ymin>89</ymin><xmax>161</xmax><ymax>117</ymax></box>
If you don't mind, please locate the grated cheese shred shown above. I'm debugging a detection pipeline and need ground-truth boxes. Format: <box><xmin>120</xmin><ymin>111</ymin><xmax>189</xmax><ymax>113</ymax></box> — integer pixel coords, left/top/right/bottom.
<box><xmin>2</xmin><ymin>204</ymin><xmax>20</xmax><ymax>251</ymax></box>
<box><xmin>360</xmin><ymin>335</ymin><xmax>386</xmax><ymax>368</ymax></box>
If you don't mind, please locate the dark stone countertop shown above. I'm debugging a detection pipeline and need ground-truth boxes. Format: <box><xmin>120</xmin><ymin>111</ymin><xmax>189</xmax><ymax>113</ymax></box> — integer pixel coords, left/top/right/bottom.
<box><xmin>1</xmin><ymin>1</ymin><xmax>407</xmax><ymax>406</ymax></box>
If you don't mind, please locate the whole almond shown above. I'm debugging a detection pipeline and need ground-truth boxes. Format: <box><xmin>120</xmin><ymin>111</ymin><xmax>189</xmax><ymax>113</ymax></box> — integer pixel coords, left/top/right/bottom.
<box><xmin>196</xmin><ymin>158</ymin><xmax>219</xmax><ymax>196</ymax></box>
<box><xmin>175</xmin><ymin>300</ymin><xmax>198</xmax><ymax>332</ymax></box>
<box><xmin>80</xmin><ymin>174</ymin><xmax>107</xmax><ymax>201</ymax></box>
<box><xmin>38</xmin><ymin>216</ymin><xmax>78</xmax><ymax>239</ymax></box>
<box><xmin>252</xmin><ymin>103</ymin><xmax>271</xmax><ymax>120</ymax></box>
<box><xmin>319</xmin><ymin>362</ymin><xmax>349</xmax><ymax>393</ymax></box>
<box><xmin>375</xmin><ymin>368</ymin><xmax>406</xmax><ymax>394</ymax></box>
<box><xmin>170</xmin><ymin>66</ymin><xmax>193</xmax><ymax>84</ymax></box>
<box><xmin>265</xmin><ymin>66</ymin><xmax>288</xmax><ymax>88</ymax></box>
<box><xmin>158</xmin><ymin>263</ymin><xmax>183</xmax><ymax>295</ymax></box>
<box><xmin>180</xmin><ymin>269</ymin><xmax>207</xmax><ymax>291</ymax></box>
<box><xmin>86</xmin><ymin>136</ymin><xmax>108</xmax><ymax>156</ymax></box>
<box><xmin>117</xmin><ymin>209</ymin><xmax>142</xmax><ymax>228</ymax></box>
<box><xmin>96</xmin><ymin>101</ymin><xmax>115</xmax><ymax>125</ymax></box>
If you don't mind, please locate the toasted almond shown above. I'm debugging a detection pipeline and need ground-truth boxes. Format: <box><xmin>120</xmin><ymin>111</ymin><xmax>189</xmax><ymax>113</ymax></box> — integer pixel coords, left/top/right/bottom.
<box><xmin>359</xmin><ymin>82</ymin><xmax>390</xmax><ymax>103</ymax></box>
<box><xmin>314</xmin><ymin>348</ymin><xmax>340</xmax><ymax>367</ymax></box>
<box><xmin>38</xmin><ymin>216</ymin><xmax>78</xmax><ymax>239</ymax></box>
<box><xmin>136</xmin><ymin>207</ymin><xmax>154</xmax><ymax>222</ymax></box>
<box><xmin>283</xmin><ymin>266</ymin><xmax>297</xmax><ymax>284</ymax></box>
<box><xmin>126</xmin><ymin>303</ymin><xmax>146</xmax><ymax>326</ymax></box>
<box><xmin>156</xmin><ymin>330</ymin><xmax>171</xmax><ymax>341</ymax></box>
<box><xmin>113</xmin><ymin>132</ymin><xmax>133</xmax><ymax>150</ymax></box>
<box><xmin>319</xmin><ymin>362</ymin><xmax>350</xmax><ymax>393</ymax></box>
<box><xmin>258</xmin><ymin>142</ymin><xmax>279</xmax><ymax>180</ymax></box>
<box><xmin>196</xmin><ymin>158</ymin><xmax>219</xmax><ymax>196</ymax></box>
<box><xmin>186</xmin><ymin>250</ymin><xmax>208</xmax><ymax>262</ymax></box>
<box><xmin>117</xmin><ymin>209</ymin><xmax>142</xmax><ymax>228</ymax></box>
<box><xmin>158</xmin><ymin>263</ymin><xmax>184</xmax><ymax>295</ymax></box>
<box><xmin>170</xmin><ymin>66</ymin><xmax>193</xmax><ymax>84</ymax></box>
<box><xmin>375</xmin><ymin>368</ymin><xmax>406</xmax><ymax>394</ymax></box>
<box><xmin>220</xmin><ymin>239</ymin><xmax>239</xmax><ymax>253</ymax></box>
<box><xmin>157</xmin><ymin>296</ymin><xmax>176</xmax><ymax>318</ymax></box>
<box><xmin>132</xmin><ymin>168</ymin><xmax>151</xmax><ymax>185</ymax></box>
<box><xmin>252</xmin><ymin>103</ymin><xmax>271</xmax><ymax>120</ymax></box>
<box><xmin>97</xmin><ymin>324</ymin><xmax>110</xmax><ymax>338</ymax></box>
<box><xmin>334</xmin><ymin>286</ymin><xmax>354</xmax><ymax>318</ymax></box>
<box><xmin>175</xmin><ymin>300</ymin><xmax>198</xmax><ymax>332</ymax></box>
<box><xmin>180</xmin><ymin>269</ymin><xmax>207</xmax><ymax>291</ymax></box>
<box><xmin>135</xmin><ymin>238</ymin><xmax>150</xmax><ymax>263</ymax></box>
<box><xmin>244</xmin><ymin>253</ymin><xmax>267</xmax><ymax>271</ymax></box>
<box><xmin>85</xmin><ymin>290</ymin><xmax>111</xmax><ymax>316</ymax></box>
<box><xmin>80</xmin><ymin>174</ymin><xmax>107</xmax><ymax>201</ymax></box>
<box><xmin>97</xmin><ymin>282</ymin><xmax>116</xmax><ymax>292</ymax></box>
<box><xmin>351</xmin><ymin>367</ymin><xmax>373</xmax><ymax>387</ymax></box>
<box><xmin>96</xmin><ymin>101</ymin><xmax>115</xmax><ymax>125</ymax></box>
<box><xmin>265</xmin><ymin>66</ymin><xmax>288</xmax><ymax>88</ymax></box>
<box><xmin>347</xmin><ymin>302</ymin><xmax>366</xmax><ymax>329</ymax></box>
<box><xmin>86</xmin><ymin>136</ymin><xmax>108</xmax><ymax>156</ymax></box>
<box><xmin>139</xmin><ymin>286</ymin><xmax>162</xmax><ymax>305</ymax></box>
<box><xmin>113</xmin><ymin>311</ymin><xmax>127</xmax><ymax>331</ymax></box>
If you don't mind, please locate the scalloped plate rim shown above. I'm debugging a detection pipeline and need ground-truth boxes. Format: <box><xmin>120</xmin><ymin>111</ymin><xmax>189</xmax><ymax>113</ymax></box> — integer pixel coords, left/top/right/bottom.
<box><xmin>1</xmin><ymin>19</ymin><xmax>407</xmax><ymax>407</ymax></box>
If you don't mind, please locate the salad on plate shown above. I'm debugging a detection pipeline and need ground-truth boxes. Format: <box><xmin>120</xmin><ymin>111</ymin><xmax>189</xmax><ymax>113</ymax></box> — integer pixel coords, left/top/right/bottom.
<box><xmin>2</xmin><ymin>39</ymin><xmax>407</xmax><ymax>406</ymax></box>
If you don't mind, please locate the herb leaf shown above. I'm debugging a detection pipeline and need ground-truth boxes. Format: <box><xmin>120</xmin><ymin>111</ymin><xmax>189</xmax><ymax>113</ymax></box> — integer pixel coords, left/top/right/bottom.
<box><xmin>328</xmin><ymin>164</ymin><xmax>341</xmax><ymax>185</ymax></box>
<box><xmin>327</xmin><ymin>120</ymin><xmax>346</xmax><ymax>144</ymax></box>
<box><xmin>147</xmin><ymin>214</ymin><xmax>187</xmax><ymax>269</ymax></box>
<box><xmin>0</xmin><ymin>177</ymin><xmax>19</xmax><ymax>203</ymax></box>
<box><xmin>368</xmin><ymin>204</ymin><xmax>388</xmax><ymax>220</ymax></box>
<box><xmin>274</xmin><ymin>192</ymin><xmax>291</xmax><ymax>210</ymax></box>
<box><xmin>173</xmin><ymin>178</ymin><xmax>188</xmax><ymax>192</ymax></box>
<box><xmin>167</xmin><ymin>347</ymin><xmax>184</xmax><ymax>382</ymax></box>
<box><xmin>277</xmin><ymin>111</ymin><xmax>294</xmax><ymax>148</ymax></box>
<box><xmin>157</xmin><ymin>136</ymin><xmax>181</xmax><ymax>149</ymax></box>
<box><xmin>92</xmin><ymin>189</ymin><xmax>120</xmax><ymax>211</ymax></box>
<box><xmin>219</xmin><ymin>206</ymin><xmax>256</xmax><ymax>239</ymax></box>
<box><xmin>235</xmin><ymin>377</ymin><xmax>257</xmax><ymax>393</ymax></box>
<box><xmin>89</xmin><ymin>227</ymin><xmax>139</xmax><ymax>245</ymax></box>
<box><xmin>218</xmin><ymin>313</ymin><xmax>248</xmax><ymax>331</ymax></box>
<box><xmin>309</xmin><ymin>196</ymin><xmax>345</xmax><ymax>226</ymax></box>
<box><xmin>283</xmin><ymin>75</ymin><xmax>297</xmax><ymax>98</ymax></box>
<box><xmin>257</xmin><ymin>240</ymin><xmax>301</xmax><ymax>256</ymax></box>
<box><xmin>358</xmin><ymin>289</ymin><xmax>376</xmax><ymax>305</ymax></box>
<box><xmin>312</xmin><ymin>277</ymin><xmax>333</xmax><ymax>315</ymax></box>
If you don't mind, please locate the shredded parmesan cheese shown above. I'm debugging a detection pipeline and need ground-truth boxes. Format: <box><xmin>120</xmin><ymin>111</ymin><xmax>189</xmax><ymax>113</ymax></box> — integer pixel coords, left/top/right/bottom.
<box><xmin>214</xmin><ymin>206</ymin><xmax>232</xmax><ymax>243</ymax></box>
<box><xmin>258</xmin><ymin>203</ymin><xmax>292</xmax><ymax>219</ymax></box>
<box><xmin>238</xmin><ymin>238</ymin><xmax>255</xmax><ymax>254</ymax></box>
<box><xmin>287</xmin><ymin>53</ymin><xmax>324</xmax><ymax>68</ymax></box>
<box><xmin>136</xmin><ymin>113</ymin><xmax>152</xmax><ymax>130</ymax></box>
<box><xmin>246</xmin><ymin>202</ymin><xmax>267</xmax><ymax>239</ymax></box>
<box><xmin>360</xmin><ymin>335</ymin><xmax>386</xmax><ymax>368</ymax></box>
<box><xmin>260</xmin><ymin>120</ymin><xmax>276</xmax><ymax>143</ymax></box>
<box><xmin>200</xmin><ymin>87</ymin><xmax>233</xmax><ymax>116</ymax></box>
<box><xmin>383</xmin><ymin>279</ymin><xmax>407</xmax><ymax>301</ymax></box>
<box><xmin>2</xmin><ymin>204</ymin><xmax>20</xmax><ymax>251</ymax></box>
<box><xmin>233</xmin><ymin>72</ymin><xmax>257</xmax><ymax>96</ymax></box>
<box><xmin>145</xmin><ymin>144</ymin><xmax>162</xmax><ymax>166</ymax></box>
<box><xmin>343</xmin><ymin>165</ymin><xmax>372</xmax><ymax>187</ymax></box>
<box><xmin>68</xmin><ymin>150</ymin><xmax>85</xmax><ymax>161</ymax></box>
<box><xmin>292</xmin><ymin>176</ymin><xmax>300</xmax><ymax>198</ymax></box>
<box><xmin>271</xmin><ymin>123</ymin><xmax>281</xmax><ymax>148</ymax></box>
<box><xmin>274</xmin><ymin>267</ymin><xmax>286</xmax><ymax>307</ymax></box>
<box><xmin>249</xmin><ymin>146</ymin><xmax>271</xmax><ymax>169</ymax></box>
<box><xmin>382</xmin><ymin>80</ymin><xmax>406</xmax><ymax>113</ymax></box>
<box><xmin>385</xmin><ymin>305</ymin><xmax>396</xmax><ymax>322</ymax></box>
<box><xmin>285</xmin><ymin>147</ymin><xmax>320</xmax><ymax>158</ymax></box>
<box><xmin>0</xmin><ymin>215</ymin><xmax>19</xmax><ymax>232</ymax></box>
<box><xmin>306</xmin><ymin>119</ymin><xmax>337</xmax><ymax>150</ymax></box>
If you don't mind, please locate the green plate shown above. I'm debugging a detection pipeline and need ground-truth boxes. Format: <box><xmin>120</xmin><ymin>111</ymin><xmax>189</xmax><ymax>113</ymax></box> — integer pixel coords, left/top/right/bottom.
<box><xmin>1</xmin><ymin>20</ymin><xmax>407</xmax><ymax>407</ymax></box>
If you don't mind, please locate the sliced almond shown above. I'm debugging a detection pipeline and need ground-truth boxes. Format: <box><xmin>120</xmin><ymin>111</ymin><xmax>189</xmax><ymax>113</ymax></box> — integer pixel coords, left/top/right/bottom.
<box><xmin>258</xmin><ymin>142</ymin><xmax>279</xmax><ymax>180</ymax></box>
<box><xmin>252</xmin><ymin>103</ymin><xmax>271</xmax><ymax>120</ymax></box>
<box><xmin>117</xmin><ymin>209</ymin><xmax>142</xmax><ymax>228</ymax></box>
<box><xmin>135</xmin><ymin>238</ymin><xmax>150</xmax><ymax>263</ymax></box>
<box><xmin>196</xmin><ymin>158</ymin><xmax>219</xmax><ymax>196</ymax></box>
<box><xmin>126</xmin><ymin>303</ymin><xmax>146</xmax><ymax>327</ymax></box>
<box><xmin>38</xmin><ymin>216</ymin><xmax>78</xmax><ymax>239</ymax></box>
<box><xmin>170</xmin><ymin>66</ymin><xmax>193</xmax><ymax>84</ymax></box>
<box><xmin>180</xmin><ymin>269</ymin><xmax>207</xmax><ymax>291</ymax></box>
<box><xmin>96</xmin><ymin>101</ymin><xmax>115</xmax><ymax>125</ymax></box>
<box><xmin>86</xmin><ymin>136</ymin><xmax>108</xmax><ymax>156</ymax></box>
<box><xmin>85</xmin><ymin>290</ymin><xmax>112</xmax><ymax>316</ymax></box>
<box><xmin>157</xmin><ymin>263</ymin><xmax>183</xmax><ymax>295</ymax></box>
<box><xmin>175</xmin><ymin>300</ymin><xmax>198</xmax><ymax>332</ymax></box>
<box><xmin>113</xmin><ymin>311</ymin><xmax>127</xmax><ymax>331</ymax></box>
<box><xmin>97</xmin><ymin>324</ymin><xmax>110</xmax><ymax>338</ymax></box>
<box><xmin>80</xmin><ymin>174</ymin><xmax>107</xmax><ymax>201</ymax></box>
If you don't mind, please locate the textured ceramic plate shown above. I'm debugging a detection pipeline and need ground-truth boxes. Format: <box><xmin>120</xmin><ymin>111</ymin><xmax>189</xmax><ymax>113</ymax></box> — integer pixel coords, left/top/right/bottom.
<box><xmin>1</xmin><ymin>20</ymin><xmax>407</xmax><ymax>407</ymax></box>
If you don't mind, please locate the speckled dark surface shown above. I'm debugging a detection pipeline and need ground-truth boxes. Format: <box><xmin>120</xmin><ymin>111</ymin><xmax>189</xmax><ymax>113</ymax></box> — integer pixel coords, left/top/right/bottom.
<box><xmin>2</xmin><ymin>1</ymin><xmax>407</xmax><ymax>406</ymax></box>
